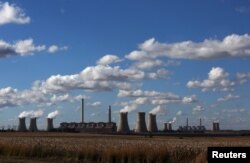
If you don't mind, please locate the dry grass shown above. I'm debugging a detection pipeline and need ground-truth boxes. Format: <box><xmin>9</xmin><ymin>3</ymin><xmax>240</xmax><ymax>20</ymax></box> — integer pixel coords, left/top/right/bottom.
<box><xmin>0</xmin><ymin>132</ymin><xmax>249</xmax><ymax>162</ymax></box>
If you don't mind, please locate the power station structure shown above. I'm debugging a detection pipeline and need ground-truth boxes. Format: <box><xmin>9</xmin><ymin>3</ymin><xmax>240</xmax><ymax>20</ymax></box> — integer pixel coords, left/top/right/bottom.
<box><xmin>46</xmin><ymin>118</ymin><xmax>54</xmax><ymax>131</ymax></box>
<box><xmin>212</xmin><ymin>122</ymin><xmax>220</xmax><ymax>131</ymax></box>
<box><xmin>135</xmin><ymin>112</ymin><xmax>148</xmax><ymax>133</ymax></box>
<box><xmin>178</xmin><ymin>118</ymin><xmax>206</xmax><ymax>132</ymax></box>
<box><xmin>147</xmin><ymin>113</ymin><xmax>158</xmax><ymax>132</ymax></box>
<box><xmin>59</xmin><ymin>99</ymin><xmax>117</xmax><ymax>133</ymax></box>
<box><xmin>18</xmin><ymin>118</ymin><xmax>27</xmax><ymax>132</ymax></box>
<box><xmin>164</xmin><ymin>122</ymin><xmax>172</xmax><ymax>131</ymax></box>
<box><xmin>117</xmin><ymin>112</ymin><xmax>130</xmax><ymax>133</ymax></box>
<box><xmin>29</xmin><ymin>118</ymin><xmax>38</xmax><ymax>132</ymax></box>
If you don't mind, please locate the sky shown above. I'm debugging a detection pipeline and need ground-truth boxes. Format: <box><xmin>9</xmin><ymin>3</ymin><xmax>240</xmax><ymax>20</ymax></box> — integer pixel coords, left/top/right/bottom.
<box><xmin>0</xmin><ymin>0</ymin><xmax>250</xmax><ymax>130</ymax></box>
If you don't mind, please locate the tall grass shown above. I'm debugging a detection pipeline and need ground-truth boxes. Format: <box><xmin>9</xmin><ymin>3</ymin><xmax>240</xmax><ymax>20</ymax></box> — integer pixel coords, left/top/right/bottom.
<box><xmin>0</xmin><ymin>133</ymin><xmax>249</xmax><ymax>162</ymax></box>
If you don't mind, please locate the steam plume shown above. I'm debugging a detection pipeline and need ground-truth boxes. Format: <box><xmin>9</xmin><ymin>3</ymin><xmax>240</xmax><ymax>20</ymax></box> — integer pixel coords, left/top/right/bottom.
<box><xmin>47</xmin><ymin>110</ymin><xmax>59</xmax><ymax>119</ymax></box>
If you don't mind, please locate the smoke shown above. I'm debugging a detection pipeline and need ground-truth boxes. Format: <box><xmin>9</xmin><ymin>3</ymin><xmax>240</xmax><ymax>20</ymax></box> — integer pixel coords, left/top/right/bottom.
<box><xmin>168</xmin><ymin>117</ymin><xmax>177</xmax><ymax>123</ymax></box>
<box><xmin>168</xmin><ymin>110</ymin><xmax>183</xmax><ymax>123</ymax></box>
<box><xmin>18</xmin><ymin>110</ymin><xmax>43</xmax><ymax>118</ymax></box>
<box><xmin>47</xmin><ymin>110</ymin><xmax>59</xmax><ymax>119</ymax></box>
<box><xmin>149</xmin><ymin>105</ymin><xmax>166</xmax><ymax>115</ymax></box>
<box><xmin>120</xmin><ymin>104</ymin><xmax>137</xmax><ymax>113</ymax></box>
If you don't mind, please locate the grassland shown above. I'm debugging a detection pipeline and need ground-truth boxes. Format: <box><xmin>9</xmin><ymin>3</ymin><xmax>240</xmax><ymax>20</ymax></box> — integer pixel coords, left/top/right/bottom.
<box><xmin>0</xmin><ymin>132</ymin><xmax>250</xmax><ymax>163</ymax></box>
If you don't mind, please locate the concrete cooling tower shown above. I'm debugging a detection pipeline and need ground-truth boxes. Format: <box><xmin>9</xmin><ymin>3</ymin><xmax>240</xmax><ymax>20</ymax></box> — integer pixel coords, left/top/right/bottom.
<box><xmin>147</xmin><ymin>113</ymin><xmax>158</xmax><ymax>132</ymax></box>
<box><xmin>135</xmin><ymin>112</ymin><xmax>148</xmax><ymax>133</ymax></box>
<box><xmin>213</xmin><ymin>122</ymin><xmax>220</xmax><ymax>131</ymax></box>
<box><xmin>117</xmin><ymin>112</ymin><xmax>130</xmax><ymax>133</ymax></box>
<box><xmin>29</xmin><ymin>118</ymin><xmax>38</xmax><ymax>132</ymax></box>
<box><xmin>164</xmin><ymin>123</ymin><xmax>172</xmax><ymax>131</ymax></box>
<box><xmin>46</xmin><ymin>118</ymin><xmax>54</xmax><ymax>131</ymax></box>
<box><xmin>18</xmin><ymin>118</ymin><xmax>27</xmax><ymax>132</ymax></box>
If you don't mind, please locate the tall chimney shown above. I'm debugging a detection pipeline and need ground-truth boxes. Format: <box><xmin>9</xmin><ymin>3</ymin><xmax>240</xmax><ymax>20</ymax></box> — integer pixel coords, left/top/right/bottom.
<box><xmin>117</xmin><ymin>112</ymin><xmax>130</xmax><ymax>133</ymax></box>
<box><xmin>147</xmin><ymin>113</ymin><xmax>158</xmax><ymax>132</ymax></box>
<box><xmin>164</xmin><ymin>122</ymin><xmax>172</xmax><ymax>131</ymax></box>
<box><xmin>18</xmin><ymin>118</ymin><xmax>27</xmax><ymax>132</ymax></box>
<box><xmin>200</xmin><ymin>118</ymin><xmax>202</xmax><ymax>127</ymax></box>
<box><xmin>186</xmin><ymin>118</ymin><xmax>189</xmax><ymax>127</ymax></box>
<box><xmin>29</xmin><ymin>118</ymin><xmax>38</xmax><ymax>132</ymax></box>
<box><xmin>135</xmin><ymin>112</ymin><xmax>148</xmax><ymax>133</ymax></box>
<box><xmin>82</xmin><ymin>98</ymin><xmax>84</xmax><ymax>123</ymax></box>
<box><xmin>46</xmin><ymin>118</ymin><xmax>54</xmax><ymax>131</ymax></box>
<box><xmin>108</xmin><ymin>105</ymin><xmax>111</xmax><ymax>123</ymax></box>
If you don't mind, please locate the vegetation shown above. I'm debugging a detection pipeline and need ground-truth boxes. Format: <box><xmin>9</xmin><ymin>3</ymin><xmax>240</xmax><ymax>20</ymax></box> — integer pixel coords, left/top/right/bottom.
<box><xmin>0</xmin><ymin>132</ymin><xmax>249</xmax><ymax>162</ymax></box>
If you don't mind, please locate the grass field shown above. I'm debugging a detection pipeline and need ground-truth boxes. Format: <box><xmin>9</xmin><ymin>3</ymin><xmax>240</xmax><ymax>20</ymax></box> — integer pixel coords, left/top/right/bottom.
<box><xmin>0</xmin><ymin>132</ymin><xmax>250</xmax><ymax>163</ymax></box>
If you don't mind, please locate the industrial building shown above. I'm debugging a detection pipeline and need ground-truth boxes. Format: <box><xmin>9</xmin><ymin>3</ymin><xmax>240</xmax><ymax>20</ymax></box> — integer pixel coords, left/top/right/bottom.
<box><xmin>177</xmin><ymin>118</ymin><xmax>206</xmax><ymax>132</ymax></box>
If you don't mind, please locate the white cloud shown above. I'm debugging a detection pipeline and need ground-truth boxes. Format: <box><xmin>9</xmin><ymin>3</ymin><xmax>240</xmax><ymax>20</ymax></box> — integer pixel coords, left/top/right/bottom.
<box><xmin>187</xmin><ymin>67</ymin><xmax>235</xmax><ymax>92</ymax></box>
<box><xmin>237</xmin><ymin>73</ymin><xmax>250</xmax><ymax>84</ymax></box>
<box><xmin>192</xmin><ymin>105</ymin><xmax>205</xmax><ymax>114</ymax></box>
<box><xmin>88</xmin><ymin>101</ymin><xmax>101</xmax><ymax>107</ymax></box>
<box><xmin>182</xmin><ymin>95</ymin><xmax>197</xmax><ymax>104</ymax></box>
<box><xmin>14</xmin><ymin>39</ymin><xmax>46</xmax><ymax>55</ymax></box>
<box><xmin>126</xmin><ymin>34</ymin><xmax>250</xmax><ymax>60</ymax></box>
<box><xmin>48</xmin><ymin>45</ymin><xmax>68</xmax><ymax>53</ymax></box>
<box><xmin>135</xmin><ymin>59</ymin><xmax>163</xmax><ymax>69</ymax></box>
<box><xmin>97</xmin><ymin>54</ymin><xmax>122</xmax><ymax>65</ymax></box>
<box><xmin>222</xmin><ymin>108</ymin><xmax>246</xmax><ymax>113</ymax></box>
<box><xmin>0</xmin><ymin>2</ymin><xmax>30</xmax><ymax>25</ymax></box>
<box><xmin>217</xmin><ymin>94</ymin><xmax>240</xmax><ymax>102</ymax></box>
<box><xmin>176</xmin><ymin>110</ymin><xmax>183</xmax><ymax>116</ymax></box>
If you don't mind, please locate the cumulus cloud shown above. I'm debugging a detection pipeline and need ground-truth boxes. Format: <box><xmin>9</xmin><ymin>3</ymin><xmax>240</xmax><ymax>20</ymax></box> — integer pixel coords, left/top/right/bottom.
<box><xmin>217</xmin><ymin>94</ymin><xmax>240</xmax><ymax>102</ymax></box>
<box><xmin>0</xmin><ymin>2</ymin><xmax>30</xmax><ymax>25</ymax></box>
<box><xmin>192</xmin><ymin>105</ymin><xmax>205</xmax><ymax>114</ymax></box>
<box><xmin>88</xmin><ymin>101</ymin><xmax>101</xmax><ymax>107</ymax></box>
<box><xmin>182</xmin><ymin>95</ymin><xmax>197</xmax><ymax>104</ymax></box>
<box><xmin>48</xmin><ymin>45</ymin><xmax>68</xmax><ymax>53</ymax></box>
<box><xmin>97</xmin><ymin>54</ymin><xmax>122</xmax><ymax>65</ymax></box>
<box><xmin>126</xmin><ymin>34</ymin><xmax>250</xmax><ymax>60</ymax></box>
<box><xmin>222</xmin><ymin>108</ymin><xmax>246</xmax><ymax>113</ymax></box>
<box><xmin>237</xmin><ymin>73</ymin><xmax>250</xmax><ymax>84</ymax></box>
<box><xmin>187</xmin><ymin>67</ymin><xmax>235</xmax><ymax>92</ymax></box>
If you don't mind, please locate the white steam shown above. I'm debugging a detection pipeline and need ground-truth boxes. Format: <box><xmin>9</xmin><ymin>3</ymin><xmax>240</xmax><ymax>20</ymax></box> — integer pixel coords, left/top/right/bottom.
<box><xmin>47</xmin><ymin>110</ymin><xmax>59</xmax><ymax>119</ymax></box>
<box><xmin>18</xmin><ymin>110</ymin><xmax>43</xmax><ymax>118</ymax></box>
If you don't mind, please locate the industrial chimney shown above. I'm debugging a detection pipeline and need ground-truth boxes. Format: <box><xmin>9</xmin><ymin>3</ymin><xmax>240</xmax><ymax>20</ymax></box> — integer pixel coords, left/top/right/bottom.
<box><xmin>164</xmin><ymin>122</ymin><xmax>172</xmax><ymax>131</ymax></box>
<box><xmin>18</xmin><ymin>118</ymin><xmax>27</xmax><ymax>132</ymax></box>
<box><xmin>135</xmin><ymin>112</ymin><xmax>148</xmax><ymax>133</ymax></box>
<box><xmin>117</xmin><ymin>112</ymin><xmax>130</xmax><ymax>133</ymax></box>
<box><xmin>46</xmin><ymin>118</ymin><xmax>54</xmax><ymax>131</ymax></box>
<box><xmin>147</xmin><ymin>113</ymin><xmax>158</xmax><ymax>132</ymax></box>
<box><xmin>81</xmin><ymin>98</ymin><xmax>84</xmax><ymax>123</ymax></box>
<box><xmin>108</xmin><ymin>105</ymin><xmax>111</xmax><ymax>123</ymax></box>
<box><xmin>29</xmin><ymin>118</ymin><xmax>38</xmax><ymax>132</ymax></box>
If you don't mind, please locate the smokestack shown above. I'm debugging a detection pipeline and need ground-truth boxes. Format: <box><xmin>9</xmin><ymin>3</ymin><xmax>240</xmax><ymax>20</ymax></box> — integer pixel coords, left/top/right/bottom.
<box><xmin>29</xmin><ymin>118</ymin><xmax>38</xmax><ymax>132</ymax></box>
<box><xmin>18</xmin><ymin>118</ymin><xmax>27</xmax><ymax>132</ymax></box>
<box><xmin>186</xmin><ymin>118</ymin><xmax>189</xmax><ymax>127</ymax></box>
<box><xmin>46</xmin><ymin>118</ymin><xmax>54</xmax><ymax>131</ymax></box>
<box><xmin>200</xmin><ymin>118</ymin><xmax>202</xmax><ymax>127</ymax></box>
<box><xmin>82</xmin><ymin>98</ymin><xmax>84</xmax><ymax>123</ymax></box>
<box><xmin>108</xmin><ymin>105</ymin><xmax>111</xmax><ymax>123</ymax></box>
<box><xmin>117</xmin><ymin>112</ymin><xmax>130</xmax><ymax>133</ymax></box>
<box><xmin>135</xmin><ymin>112</ymin><xmax>148</xmax><ymax>133</ymax></box>
<box><xmin>147</xmin><ymin>113</ymin><xmax>158</xmax><ymax>132</ymax></box>
<box><xmin>164</xmin><ymin>123</ymin><xmax>172</xmax><ymax>131</ymax></box>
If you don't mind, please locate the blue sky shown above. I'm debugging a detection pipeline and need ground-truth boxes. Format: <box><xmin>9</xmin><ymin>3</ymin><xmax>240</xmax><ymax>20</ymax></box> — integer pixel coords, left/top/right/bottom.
<box><xmin>0</xmin><ymin>0</ymin><xmax>250</xmax><ymax>130</ymax></box>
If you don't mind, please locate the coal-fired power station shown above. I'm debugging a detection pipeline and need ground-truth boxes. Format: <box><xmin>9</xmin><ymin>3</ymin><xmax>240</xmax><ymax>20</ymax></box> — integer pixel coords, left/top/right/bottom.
<box><xmin>164</xmin><ymin>122</ymin><xmax>172</xmax><ymax>131</ymax></box>
<box><xmin>135</xmin><ymin>112</ymin><xmax>148</xmax><ymax>133</ymax></box>
<box><xmin>117</xmin><ymin>112</ymin><xmax>130</xmax><ymax>133</ymax></box>
<box><xmin>29</xmin><ymin>118</ymin><xmax>38</xmax><ymax>132</ymax></box>
<box><xmin>18</xmin><ymin>118</ymin><xmax>27</xmax><ymax>132</ymax></box>
<box><xmin>147</xmin><ymin>113</ymin><xmax>158</xmax><ymax>132</ymax></box>
<box><xmin>46</xmin><ymin>118</ymin><xmax>54</xmax><ymax>131</ymax></box>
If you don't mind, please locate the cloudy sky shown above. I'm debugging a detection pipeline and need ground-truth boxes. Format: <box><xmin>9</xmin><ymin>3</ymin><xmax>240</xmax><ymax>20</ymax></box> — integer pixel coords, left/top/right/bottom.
<box><xmin>1</xmin><ymin>0</ymin><xmax>250</xmax><ymax>130</ymax></box>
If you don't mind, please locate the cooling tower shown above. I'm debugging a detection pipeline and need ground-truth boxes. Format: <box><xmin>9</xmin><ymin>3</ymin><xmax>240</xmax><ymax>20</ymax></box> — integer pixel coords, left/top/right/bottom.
<box><xmin>29</xmin><ymin>118</ymin><xmax>38</xmax><ymax>132</ymax></box>
<box><xmin>213</xmin><ymin>122</ymin><xmax>220</xmax><ymax>131</ymax></box>
<box><xmin>117</xmin><ymin>112</ymin><xmax>130</xmax><ymax>133</ymax></box>
<box><xmin>147</xmin><ymin>113</ymin><xmax>158</xmax><ymax>132</ymax></box>
<box><xmin>46</xmin><ymin>118</ymin><xmax>54</xmax><ymax>131</ymax></box>
<box><xmin>18</xmin><ymin>118</ymin><xmax>27</xmax><ymax>132</ymax></box>
<box><xmin>135</xmin><ymin>112</ymin><xmax>148</xmax><ymax>133</ymax></box>
<box><xmin>164</xmin><ymin>123</ymin><xmax>172</xmax><ymax>131</ymax></box>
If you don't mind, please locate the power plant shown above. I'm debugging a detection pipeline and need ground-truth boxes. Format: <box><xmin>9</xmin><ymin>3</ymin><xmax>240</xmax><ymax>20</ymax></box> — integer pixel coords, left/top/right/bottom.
<box><xmin>46</xmin><ymin>118</ymin><xmax>54</xmax><ymax>131</ymax></box>
<box><xmin>18</xmin><ymin>118</ymin><xmax>27</xmax><ymax>132</ymax></box>
<box><xmin>164</xmin><ymin>123</ymin><xmax>172</xmax><ymax>131</ymax></box>
<box><xmin>117</xmin><ymin>112</ymin><xmax>130</xmax><ymax>133</ymax></box>
<box><xmin>29</xmin><ymin>118</ymin><xmax>38</xmax><ymax>132</ymax></box>
<box><xmin>147</xmin><ymin>113</ymin><xmax>158</xmax><ymax>132</ymax></box>
<box><xmin>213</xmin><ymin>122</ymin><xmax>220</xmax><ymax>131</ymax></box>
<box><xmin>135</xmin><ymin>112</ymin><xmax>148</xmax><ymax>133</ymax></box>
